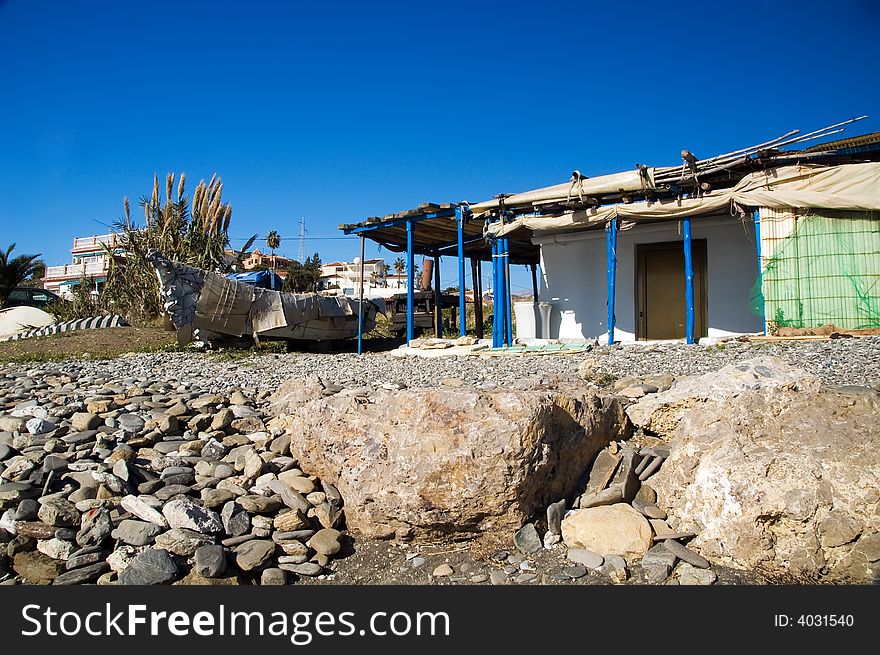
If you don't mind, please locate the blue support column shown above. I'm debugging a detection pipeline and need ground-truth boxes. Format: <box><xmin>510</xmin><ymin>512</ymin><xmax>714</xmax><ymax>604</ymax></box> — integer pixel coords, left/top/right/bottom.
<box><xmin>754</xmin><ymin>209</ymin><xmax>766</xmax><ymax>335</ymax></box>
<box><xmin>406</xmin><ymin>218</ymin><xmax>415</xmax><ymax>346</ymax></box>
<box><xmin>606</xmin><ymin>219</ymin><xmax>618</xmax><ymax>345</ymax></box>
<box><xmin>492</xmin><ymin>239</ymin><xmax>501</xmax><ymax>348</ymax></box>
<box><xmin>683</xmin><ymin>217</ymin><xmax>695</xmax><ymax>344</ymax></box>
<box><xmin>456</xmin><ymin>206</ymin><xmax>467</xmax><ymax>337</ymax></box>
<box><xmin>503</xmin><ymin>237</ymin><xmax>512</xmax><ymax>346</ymax></box>
<box><xmin>357</xmin><ymin>235</ymin><xmax>365</xmax><ymax>355</ymax></box>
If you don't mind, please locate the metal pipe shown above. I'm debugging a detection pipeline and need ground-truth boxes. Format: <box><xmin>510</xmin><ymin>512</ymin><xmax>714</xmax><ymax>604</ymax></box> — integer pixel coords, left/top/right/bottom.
<box><xmin>456</xmin><ymin>206</ymin><xmax>467</xmax><ymax>337</ymax></box>
<box><xmin>406</xmin><ymin>218</ymin><xmax>415</xmax><ymax>346</ymax></box>
<box><xmin>357</xmin><ymin>235</ymin><xmax>365</xmax><ymax>355</ymax></box>
<box><xmin>683</xmin><ymin>217</ymin><xmax>695</xmax><ymax>344</ymax></box>
<box><xmin>491</xmin><ymin>239</ymin><xmax>500</xmax><ymax>348</ymax></box>
<box><xmin>503</xmin><ymin>237</ymin><xmax>513</xmax><ymax>346</ymax></box>
<box><xmin>606</xmin><ymin>219</ymin><xmax>618</xmax><ymax>346</ymax></box>
<box><xmin>754</xmin><ymin>209</ymin><xmax>766</xmax><ymax>336</ymax></box>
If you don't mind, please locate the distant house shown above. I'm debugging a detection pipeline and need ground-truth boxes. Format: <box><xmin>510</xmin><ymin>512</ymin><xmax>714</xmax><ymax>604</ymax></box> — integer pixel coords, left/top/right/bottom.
<box><xmin>240</xmin><ymin>248</ymin><xmax>293</xmax><ymax>272</ymax></box>
<box><xmin>43</xmin><ymin>233</ymin><xmax>123</xmax><ymax>298</ymax></box>
<box><xmin>320</xmin><ymin>258</ymin><xmax>397</xmax><ymax>298</ymax></box>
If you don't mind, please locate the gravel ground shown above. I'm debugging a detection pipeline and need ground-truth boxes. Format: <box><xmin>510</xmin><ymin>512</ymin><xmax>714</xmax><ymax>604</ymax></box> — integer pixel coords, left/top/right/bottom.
<box><xmin>3</xmin><ymin>336</ymin><xmax>879</xmax><ymax>394</ymax></box>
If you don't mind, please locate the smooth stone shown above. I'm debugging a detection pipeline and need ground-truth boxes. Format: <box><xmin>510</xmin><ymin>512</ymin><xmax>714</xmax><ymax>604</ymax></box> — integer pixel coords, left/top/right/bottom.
<box><xmin>677</xmin><ymin>562</ymin><xmax>718</xmax><ymax>585</ymax></box>
<box><xmin>14</xmin><ymin>499</ymin><xmax>39</xmax><ymax>521</ymax></box>
<box><xmin>546</xmin><ymin>499</ymin><xmax>566</xmax><ymax>536</ymax></box>
<box><xmin>261</xmin><ymin>568</ymin><xmax>287</xmax><ymax>585</ymax></box>
<box><xmin>489</xmin><ymin>570</ymin><xmax>508</xmax><ymax>585</ymax></box>
<box><xmin>664</xmin><ymin>539</ymin><xmax>711</xmax><ymax>569</ymax></box>
<box><xmin>65</xmin><ymin>550</ymin><xmax>107</xmax><ymax>570</ymax></box>
<box><xmin>194</xmin><ymin>544</ymin><xmax>227</xmax><ymax>578</ymax></box>
<box><xmin>282</xmin><ymin>562</ymin><xmax>323</xmax><ymax>577</ymax></box>
<box><xmin>634</xmin><ymin>484</ymin><xmax>657</xmax><ymax>505</ymax></box>
<box><xmin>309</xmin><ymin>528</ymin><xmax>342</xmax><ymax>557</ymax></box>
<box><xmin>566</xmin><ymin>548</ymin><xmax>604</xmax><ymax>569</ymax></box>
<box><xmin>433</xmin><ymin>563</ymin><xmax>454</xmax><ymax>577</ymax></box>
<box><xmin>118</xmin><ymin>548</ymin><xmax>178</xmax><ymax>585</ymax></box>
<box><xmin>234</xmin><ymin>539</ymin><xmax>276</xmax><ymax>571</ymax></box>
<box><xmin>111</xmin><ymin>520</ymin><xmax>164</xmax><ymax>546</ymax></box>
<box><xmin>120</xmin><ymin>495</ymin><xmax>168</xmax><ymax>527</ymax></box>
<box><xmin>514</xmin><ymin>523</ymin><xmax>542</xmax><ymax>554</ymax></box>
<box><xmin>53</xmin><ymin>561</ymin><xmax>110</xmax><ymax>585</ymax></box>
<box><xmin>562</xmin><ymin>564</ymin><xmax>587</xmax><ymax>579</ymax></box>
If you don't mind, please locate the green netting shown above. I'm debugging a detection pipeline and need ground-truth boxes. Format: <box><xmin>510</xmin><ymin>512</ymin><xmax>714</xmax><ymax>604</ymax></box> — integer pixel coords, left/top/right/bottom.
<box><xmin>754</xmin><ymin>210</ymin><xmax>880</xmax><ymax>330</ymax></box>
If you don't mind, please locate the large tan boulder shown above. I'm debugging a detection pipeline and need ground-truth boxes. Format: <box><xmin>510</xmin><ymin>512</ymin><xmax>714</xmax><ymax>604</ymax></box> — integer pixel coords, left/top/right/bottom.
<box><xmin>561</xmin><ymin>503</ymin><xmax>653</xmax><ymax>563</ymax></box>
<box><xmin>648</xmin><ymin>376</ymin><xmax>880</xmax><ymax>583</ymax></box>
<box><xmin>269</xmin><ymin>387</ymin><xmax>628</xmax><ymax>541</ymax></box>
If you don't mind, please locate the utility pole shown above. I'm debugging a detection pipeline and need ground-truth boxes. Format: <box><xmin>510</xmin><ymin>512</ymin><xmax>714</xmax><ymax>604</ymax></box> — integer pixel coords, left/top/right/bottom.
<box><xmin>298</xmin><ymin>216</ymin><xmax>306</xmax><ymax>263</ymax></box>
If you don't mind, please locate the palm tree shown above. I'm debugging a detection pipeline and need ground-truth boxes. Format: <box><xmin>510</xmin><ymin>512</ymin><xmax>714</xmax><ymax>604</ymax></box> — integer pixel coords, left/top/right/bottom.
<box><xmin>265</xmin><ymin>230</ymin><xmax>281</xmax><ymax>270</ymax></box>
<box><xmin>393</xmin><ymin>257</ymin><xmax>405</xmax><ymax>288</ymax></box>
<box><xmin>0</xmin><ymin>243</ymin><xmax>43</xmax><ymax>307</ymax></box>
<box><xmin>369</xmin><ymin>271</ymin><xmax>379</xmax><ymax>288</ymax></box>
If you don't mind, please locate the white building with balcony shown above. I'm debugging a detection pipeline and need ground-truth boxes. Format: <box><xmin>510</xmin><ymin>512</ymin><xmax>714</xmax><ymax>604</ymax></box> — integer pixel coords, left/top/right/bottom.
<box><xmin>319</xmin><ymin>258</ymin><xmax>407</xmax><ymax>298</ymax></box>
<box><xmin>43</xmin><ymin>233</ymin><xmax>124</xmax><ymax>298</ymax></box>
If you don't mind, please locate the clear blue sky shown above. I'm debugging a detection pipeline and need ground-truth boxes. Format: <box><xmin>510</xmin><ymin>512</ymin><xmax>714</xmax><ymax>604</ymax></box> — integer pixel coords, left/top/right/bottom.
<box><xmin>1</xmin><ymin>0</ymin><xmax>878</xmax><ymax>295</ymax></box>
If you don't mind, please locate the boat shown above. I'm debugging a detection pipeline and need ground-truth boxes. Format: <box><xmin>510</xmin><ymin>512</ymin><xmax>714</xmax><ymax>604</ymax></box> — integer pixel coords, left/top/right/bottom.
<box><xmin>147</xmin><ymin>249</ymin><xmax>382</xmax><ymax>348</ymax></box>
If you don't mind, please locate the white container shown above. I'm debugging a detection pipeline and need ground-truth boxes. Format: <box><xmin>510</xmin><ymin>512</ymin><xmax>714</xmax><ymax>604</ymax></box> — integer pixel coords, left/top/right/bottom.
<box><xmin>538</xmin><ymin>302</ymin><xmax>552</xmax><ymax>339</ymax></box>
<box><xmin>514</xmin><ymin>301</ymin><xmax>537</xmax><ymax>340</ymax></box>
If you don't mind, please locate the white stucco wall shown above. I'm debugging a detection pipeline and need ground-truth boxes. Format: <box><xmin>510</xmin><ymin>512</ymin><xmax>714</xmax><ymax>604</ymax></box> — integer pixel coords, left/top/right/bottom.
<box><xmin>536</xmin><ymin>216</ymin><xmax>763</xmax><ymax>342</ymax></box>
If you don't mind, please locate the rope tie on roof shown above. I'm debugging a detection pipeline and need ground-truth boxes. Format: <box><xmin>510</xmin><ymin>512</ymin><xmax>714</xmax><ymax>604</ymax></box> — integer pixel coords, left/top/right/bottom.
<box><xmin>567</xmin><ymin>170</ymin><xmax>587</xmax><ymax>202</ymax></box>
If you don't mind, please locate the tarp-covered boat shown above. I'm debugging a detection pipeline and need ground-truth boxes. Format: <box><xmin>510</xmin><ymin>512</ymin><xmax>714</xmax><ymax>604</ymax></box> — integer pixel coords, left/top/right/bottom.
<box><xmin>148</xmin><ymin>250</ymin><xmax>382</xmax><ymax>347</ymax></box>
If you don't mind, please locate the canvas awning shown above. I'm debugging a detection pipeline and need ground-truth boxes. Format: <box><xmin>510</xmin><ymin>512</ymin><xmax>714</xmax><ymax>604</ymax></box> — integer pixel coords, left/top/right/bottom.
<box><xmin>487</xmin><ymin>162</ymin><xmax>880</xmax><ymax>237</ymax></box>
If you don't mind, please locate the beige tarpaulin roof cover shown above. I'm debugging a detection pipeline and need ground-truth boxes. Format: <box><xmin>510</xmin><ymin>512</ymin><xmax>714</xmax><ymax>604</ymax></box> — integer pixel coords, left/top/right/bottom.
<box><xmin>487</xmin><ymin>163</ymin><xmax>880</xmax><ymax>237</ymax></box>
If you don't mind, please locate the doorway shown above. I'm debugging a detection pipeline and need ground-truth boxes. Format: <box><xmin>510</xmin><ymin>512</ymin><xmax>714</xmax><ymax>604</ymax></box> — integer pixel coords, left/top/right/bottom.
<box><xmin>636</xmin><ymin>239</ymin><xmax>707</xmax><ymax>340</ymax></box>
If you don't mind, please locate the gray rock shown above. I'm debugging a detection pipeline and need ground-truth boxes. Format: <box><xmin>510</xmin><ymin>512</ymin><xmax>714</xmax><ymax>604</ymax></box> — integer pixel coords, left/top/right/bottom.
<box><xmin>75</xmin><ymin>508</ymin><xmax>112</xmax><ymax>547</ymax></box>
<box><xmin>118</xmin><ymin>548</ymin><xmax>178</xmax><ymax>585</ymax></box>
<box><xmin>309</xmin><ymin>528</ymin><xmax>342</xmax><ymax>557</ymax></box>
<box><xmin>261</xmin><ymin>568</ymin><xmax>287</xmax><ymax>585</ymax></box>
<box><xmin>642</xmin><ymin>543</ymin><xmax>678</xmax><ymax>569</ymax></box>
<box><xmin>409</xmin><ymin>556</ymin><xmax>427</xmax><ymax>569</ymax></box>
<box><xmin>120</xmin><ymin>495</ymin><xmax>168</xmax><ymax>527</ymax></box>
<box><xmin>514</xmin><ymin>523</ymin><xmax>542</xmax><ymax>554</ymax></box>
<box><xmin>70</xmin><ymin>413</ymin><xmax>101</xmax><ymax>432</ymax></box>
<box><xmin>194</xmin><ymin>544</ymin><xmax>227</xmax><ymax>578</ymax></box>
<box><xmin>0</xmin><ymin>444</ymin><xmax>11</xmax><ymax>461</ymax></box>
<box><xmin>664</xmin><ymin>539</ymin><xmax>711</xmax><ymax>569</ymax></box>
<box><xmin>677</xmin><ymin>562</ymin><xmax>718</xmax><ymax>585</ymax></box>
<box><xmin>489</xmin><ymin>570</ymin><xmax>508</xmax><ymax>585</ymax></box>
<box><xmin>267</xmin><ymin>480</ymin><xmax>312</xmax><ymax>514</ymax></box>
<box><xmin>221</xmin><ymin>501</ymin><xmax>251</xmax><ymax>537</ymax></box>
<box><xmin>234</xmin><ymin>539</ymin><xmax>276</xmax><ymax>571</ymax></box>
<box><xmin>116</xmin><ymin>414</ymin><xmax>145</xmax><ymax>433</ymax></box>
<box><xmin>154</xmin><ymin>528</ymin><xmax>213</xmax><ymax>556</ymax></box>
<box><xmin>14</xmin><ymin>499</ymin><xmax>39</xmax><ymax>521</ymax></box>
<box><xmin>236</xmin><ymin>495</ymin><xmax>283</xmax><ymax>514</ymax></box>
<box><xmin>642</xmin><ymin>563</ymin><xmax>671</xmax><ymax>584</ymax></box>
<box><xmin>634</xmin><ymin>484</ymin><xmax>657</xmax><ymax>504</ymax></box>
<box><xmin>37</xmin><ymin>498</ymin><xmax>80</xmax><ymax>527</ymax></box>
<box><xmin>632</xmin><ymin>499</ymin><xmax>667</xmax><ymax>519</ymax></box>
<box><xmin>320</xmin><ymin>480</ymin><xmax>343</xmax><ymax>507</ymax></box>
<box><xmin>111</xmin><ymin>520</ymin><xmax>164</xmax><ymax>546</ymax></box>
<box><xmin>281</xmin><ymin>561</ymin><xmax>323</xmax><ymax>576</ymax></box>
<box><xmin>65</xmin><ymin>550</ymin><xmax>107</xmax><ymax>571</ymax></box>
<box><xmin>562</xmin><ymin>564</ymin><xmax>587</xmax><ymax>579</ymax></box>
<box><xmin>26</xmin><ymin>418</ymin><xmax>55</xmax><ymax>435</ymax></box>
<box><xmin>566</xmin><ymin>548</ymin><xmax>604</xmax><ymax>569</ymax></box>
<box><xmin>162</xmin><ymin>498</ymin><xmax>222</xmax><ymax>533</ymax></box>
<box><xmin>53</xmin><ymin>561</ymin><xmax>110</xmax><ymax>585</ymax></box>
<box><xmin>546</xmin><ymin>499</ymin><xmax>566</xmax><ymax>536</ymax></box>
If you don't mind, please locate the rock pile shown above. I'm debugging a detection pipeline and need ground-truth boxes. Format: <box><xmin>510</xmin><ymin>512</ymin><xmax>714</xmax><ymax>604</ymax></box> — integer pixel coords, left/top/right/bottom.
<box><xmin>0</xmin><ymin>373</ymin><xmax>348</xmax><ymax>585</ymax></box>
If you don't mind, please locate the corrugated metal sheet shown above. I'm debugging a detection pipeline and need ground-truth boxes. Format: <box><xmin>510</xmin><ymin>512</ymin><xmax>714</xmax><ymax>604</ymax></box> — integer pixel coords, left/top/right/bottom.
<box><xmin>760</xmin><ymin>207</ymin><xmax>880</xmax><ymax>329</ymax></box>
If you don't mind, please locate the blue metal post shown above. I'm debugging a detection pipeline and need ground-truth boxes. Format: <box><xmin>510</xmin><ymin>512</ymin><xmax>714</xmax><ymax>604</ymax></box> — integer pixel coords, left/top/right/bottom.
<box><xmin>683</xmin><ymin>217</ymin><xmax>695</xmax><ymax>344</ymax></box>
<box><xmin>503</xmin><ymin>237</ymin><xmax>512</xmax><ymax>346</ymax></box>
<box><xmin>606</xmin><ymin>219</ymin><xmax>618</xmax><ymax>345</ymax></box>
<box><xmin>406</xmin><ymin>218</ymin><xmax>415</xmax><ymax>346</ymax></box>
<box><xmin>357</xmin><ymin>235</ymin><xmax>365</xmax><ymax>355</ymax></box>
<box><xmin>491</xmin><ymin>239</ymin><xmax>501</xmax><ymax>348</ymax></box>
<box><xmin>754</xmin><ymin>209</ymin><xmax>766</xmax><ymax>335</ymax></box>
<box><xmin>456</xmin><ymin>206</ymin><xmax>467</xmax><ymax>337</ymax></box>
